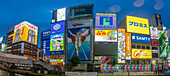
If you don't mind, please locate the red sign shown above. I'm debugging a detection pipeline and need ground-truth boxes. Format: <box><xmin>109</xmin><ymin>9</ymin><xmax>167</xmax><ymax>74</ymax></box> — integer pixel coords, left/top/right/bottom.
<box><xmin>151</xmin><ymin>40</ymin><xmax>159</xmax><ymax>46</ymax></box>
<box><xmin>50</xmin><ymin>55</ymin><xmax>64</xmax><ymax>59</ymax></box>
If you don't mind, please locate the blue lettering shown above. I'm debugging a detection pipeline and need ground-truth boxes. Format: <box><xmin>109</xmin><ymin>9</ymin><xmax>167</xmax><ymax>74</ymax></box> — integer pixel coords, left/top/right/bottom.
<box><xmin>129</xmin><ymin>21</ymin><xmax>147</xmax><ymax>28</ymax></box>
<box><xmin>129</xmin><ymin>21</ymin><xmax>133</xmax><ymax>25</ymax></box>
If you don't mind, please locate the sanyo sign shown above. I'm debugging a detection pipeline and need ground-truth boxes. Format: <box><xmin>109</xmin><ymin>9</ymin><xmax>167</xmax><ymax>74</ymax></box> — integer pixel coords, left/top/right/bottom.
<box><xmin>131</xmin><ymin>33</ymin><xmax>151</xmax><ymax>43</ymax></box>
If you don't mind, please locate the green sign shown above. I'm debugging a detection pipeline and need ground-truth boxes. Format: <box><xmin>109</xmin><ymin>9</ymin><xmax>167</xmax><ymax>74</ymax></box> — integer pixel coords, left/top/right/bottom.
<box><xmin>159</xmin><ymin>32</ymin><xmax>169</xmax><ymax>57</ymax></box>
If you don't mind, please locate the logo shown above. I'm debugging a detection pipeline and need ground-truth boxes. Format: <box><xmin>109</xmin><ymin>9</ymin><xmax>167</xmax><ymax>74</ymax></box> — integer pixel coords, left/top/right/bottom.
<box><xmin>129</xmin><ymin>21</ymin><xmax>147</xmax><ymax>28</ymax></box>
<box><xmin>131</xmin><ymin>34</ymin><xmax>151</xmax><ymax>43</ymax></box>
<box><xmin>100</xmin><ymin>17</ymin><xmax>113</xmax><ymax>25</ymax></box>
<box><xmin>72</xmin><ymin>23</ymin><xmax>84</xmax><ymax>27</ymax></box>
<box><xmin>53</xmin><ymin>24</ymin><xmax>60</xmax><ymax>30</ymax></box>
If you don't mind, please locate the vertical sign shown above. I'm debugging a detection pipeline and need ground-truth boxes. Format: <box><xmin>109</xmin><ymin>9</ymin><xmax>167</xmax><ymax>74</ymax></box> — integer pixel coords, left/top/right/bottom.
<box><xmin>159</xmin><ymin>31</ymin><xmax>169</xmax><ymax>57</ymax></box>
<box><xmin>126</xmin><ymin>33</ymin><xmax>131</xmax><ymax>60</ymax></box>
<box><xmin>117</xmin><ymin>29</ymin><xmax>125</xmax><ymax>63</ymax></box>
<box><xmin>150</xmin><ymin>27</ymin><xmax>158</xmax><ymax>39</ymax></box>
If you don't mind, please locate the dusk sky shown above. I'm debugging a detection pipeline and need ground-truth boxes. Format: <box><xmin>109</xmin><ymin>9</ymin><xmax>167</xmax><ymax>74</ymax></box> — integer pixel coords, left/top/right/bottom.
<box><xmin>0</xmin><ymin>0</ymin><xmax>169</xmax><ymax>48</ymax></box>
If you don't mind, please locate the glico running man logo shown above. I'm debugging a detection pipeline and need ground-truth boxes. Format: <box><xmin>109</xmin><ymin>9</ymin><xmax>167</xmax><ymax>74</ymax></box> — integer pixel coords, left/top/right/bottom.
<box><xmin>100</xmin><ymin>17</ymin><xmax>113</xmax><ymax>25</ymax></box>
<box><xmin>53</xmin><ymin>24</ymin><xmax>60</xmax><ymax>30</ymax></box>
<box><xmin>129</xmin><ymin>21</ymin><xmax>147</xmax><ymax>28</ymax></box>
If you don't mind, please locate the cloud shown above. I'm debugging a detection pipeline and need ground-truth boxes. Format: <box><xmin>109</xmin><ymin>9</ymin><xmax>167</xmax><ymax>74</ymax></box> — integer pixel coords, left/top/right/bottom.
<box><xmin>154</xmin><ymin>0</ymin><xmax>164</xmax><ymax>10</ymax></box>
<box><xmin>133</xmin><ymin>0</ymin><xmax>145</xmax><ymax>7</ymax></box>
<box><xmin>109</xmin><ymin>5</ymin><xmax>121</xmax><ymax>13</ymax></box>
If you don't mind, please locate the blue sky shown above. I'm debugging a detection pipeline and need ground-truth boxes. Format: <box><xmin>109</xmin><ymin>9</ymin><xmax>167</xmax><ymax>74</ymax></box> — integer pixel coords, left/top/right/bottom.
<box><xmin>0</xmin><ymin>0</ymin><xmax>169</xmax><ymax>48</ymax></box>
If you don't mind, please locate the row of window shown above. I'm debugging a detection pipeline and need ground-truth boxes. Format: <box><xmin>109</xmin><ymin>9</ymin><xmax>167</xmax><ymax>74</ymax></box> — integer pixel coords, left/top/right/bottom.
<box><xmin>132</xmin><ymin>45</ymin><xmax>150</xmax><ymax>49</ymax></box>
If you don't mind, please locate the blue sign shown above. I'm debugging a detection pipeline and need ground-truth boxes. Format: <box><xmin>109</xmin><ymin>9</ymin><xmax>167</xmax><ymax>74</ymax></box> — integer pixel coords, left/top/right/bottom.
<box><xmin>131</xmin><ymin>34</ymin><xmax>151</xmax><ymax>43</ymax></box>
<box><xmin>42</xmin><ymin>40</ymin><xmax>50</xmax><ymax>56</ymax></box>
<box><xmin>50</xmin><ymin>51</ymin><xmax>64</xmax><ymax>55</ymax></box>
<box><xmin>51</xmin><ymin>21</ymin><xmax>65</xmax><ymax>35</ymax></box>
<box><xmin>164</xmin><ymin>70</ymin><xmax>170</xmax><ymax>75</ymax></box>
<box><xmin>129</xmin><ymin>65</ymin><xmax>133</xmax><ymax>70</ymax></box>
<box><xmin>42</xmin><ymin>30</ymin><xmax>51</xmax><ymax>40</ymax></box>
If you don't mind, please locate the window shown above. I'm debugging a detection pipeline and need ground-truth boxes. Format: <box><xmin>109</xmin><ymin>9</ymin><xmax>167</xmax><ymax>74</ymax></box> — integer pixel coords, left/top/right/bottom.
<box><xmin>152</xmin><ymin>53</ymin><xmax>158</xmax><ymax>58</ymax></box>
<box><xmin>152</xmin><ymin>46</ymin><xmax>158</xmax><ymax>50</ymax></box>
<box><xmin>137</xmin><ymin>45</ymin><xmax>140</xmax><ymax>49</ymax></box>
<box><xmin>146</xmin><ymin>46</ymin><xmax>150</xmax><ymax>49</ymax></box>
<box><xmin>132</xmin><ymin>45</ymin><xmax>136</xmax><ymax>48</ymax></box>
<box><xmin>142</xmin><ymin>46</ymin><xmax>145</xmax><ymax>49</ymax></box>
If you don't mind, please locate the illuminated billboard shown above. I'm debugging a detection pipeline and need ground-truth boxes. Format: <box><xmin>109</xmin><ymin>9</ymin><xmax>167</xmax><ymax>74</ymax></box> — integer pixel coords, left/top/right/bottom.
<box><xmin>95</xmin><ymin>13</ymin><xmax>117</xmax><ymax>30</ymax></box>
<box><xmin>150</xmin><ymin>27</ymin><xmax>158</xmax><ymax>39</ymax></box>
<box><xmin>13</xmin><ymin>21</ymin><xmax>38</xmax><ymax>45</ymax></box>
<box><xmin>125</xmin><ymin>33</ymin><xmax>131</xmax><ymax>60</ymax></box>
<box><xmin>132</xmin><ymin>49</ymin><xmax>152</xmax><ymax>59</ymax></box>
<box><xmin>42</xmin><ymin>40</ymin><xmax>50</xmax><ymax>56</ymax></box>
<box><xmin>50</xmin><ymin>33</ymin><xmax>64</xmax><ymax>55</ymax></box>
<box><xmin>95</xmin><ymin>30</ymin><xmax>117</xmax><ymax>42</ymax></box>
<box><xmin>126</xmin><ymin>16</ymin><xmax>150</xmax><ymax>35</ymax></box>
<box><xmin>151</xmin><ymin>40</ymin><xmax>159</xmax><ymax>46</ymax></box>
<box><xmin>159</xmin><ymin>31</ymin><xmax>169</xmax><ymax>57</ymax></box>
<box><xmin>68</xmin><ymin>19</ymin><xmax>92</xmax><ymax>29</ymax></box>
<box><xmin>1</xmin><ymin>44</ymin><xmax>5</xmax><ymax>52</ymax></box>
<box><xmin>67</xmin><ymin>4</ymin><xmax>93</xmax><ymax>19</ymax></box>
<box><xmin>42</xmin><ymin>30</ymin><xmax>51</xmax><ymax>40</ymax></box>
<box><xmin>67</xmin><ymin>27</ymin><xmax>90</xmax><ymax>60</ymax></box>
<box><xmin>57</xmin><ymin>8</ymin><xmax>66</xmax><ymax>22</ymax></box>
<box><xmin>117</xmin><ymin>29</ymin><xmax>125</xmax><ymax>63</ymax></box>
<box><xmin>51</xmin><ymin>21</ymin><xmax>65</xmax><ymax>35</ymax></box>
<box><xmin>131</xmin><ymin>34</ymin><xmax>151</xmax><ymax>43</ymax></box>
<box><xmin>0</xmin><ymin>37</ymin><xmax>3</xmax><ymax>44</ymax></box>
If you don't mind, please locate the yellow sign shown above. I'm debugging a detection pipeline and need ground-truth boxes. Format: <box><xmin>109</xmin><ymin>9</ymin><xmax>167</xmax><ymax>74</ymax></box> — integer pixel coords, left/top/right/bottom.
<box><xmin>125</xmin><ymin>33</ymin><xmax>131</xmax><ymax>60</ymax></box>
<box><xmin>94</xmin><ymin>56</ymin><xmax>101</xmax><ymax>60</ymax></box>
<box><xmin>132</xmin><ymin>49</ymin><xmax>152</xmax><ymax>59</ymax></box>
<box><xmin>126</xmin><ymin>16</ymin><xmax>150</xmax><ymax>35</ymax></box>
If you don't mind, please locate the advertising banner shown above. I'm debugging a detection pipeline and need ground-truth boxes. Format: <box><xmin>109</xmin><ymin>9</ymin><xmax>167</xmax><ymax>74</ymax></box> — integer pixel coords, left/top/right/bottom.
<box><xmin>130</xmin><ymin>72</ymin><xmax>154</xmax><ymax>75</ymax></box>
<box><xmin>95</xmin><ymin>30</ymin><xmax>117</xmax><ymax>42</ymax></box>
<box><xmin>159</xmin><ymin>31</ymin><xmax>169</xmax><ymax>57</ymax></box>
<box><xmin>51</xmin><ymin>21</ymin><xmax>65</xmax><ymax>35</ymax></box>
<box><xmin>50</xmin><ymin>55</ymin><xmax>64</xmax><ymax>59</ymax></box>
<box><xmin>150</xmin><ymin>26</ymin><xmax>158</xmax><ymax>39</ymax></box>
<box><xmin>42</xmin><ymin>30</ymin><xmax>51</xmax><ymax>40</ymax></box>
<box><xmin>67</xmin><ymin>4</ymin><xmax>93</xmax><ymax>19</ymax></box>
<box><xmin>1</xmin><ymin>44</ymin><xmax>5</xmax><ymax>52</ymax></box>
<box><xmin>13</xmin><ymin>21</ymin><xmax>38</xmax><ymax>45</ymax></box>
<box><xmin>50</xmin><ymin>33</ymin><xmax>64</xmax><ymax>55</ymax></box>
<box><xmin>42</xmin><ymin>40</ymin><xmax>50</xmax><ymax>56</ymax></box>
<box><xmin>0</xmin><ymin>37</ymin><xmax>3</xmax><ymax>44</ymax></box>
<box><xmin>95</xmin><ymin>13</ymin><xmax>117</xmax><ymax>30</ymax></box>
<box><xmin>164</xmin><ymin>70</ymin><xmax>170</xmax><ymax>75</ymax></box>
<box><xmin>57</xmin><ymin>8</ymin><xmax>66</xmax><ymax>22</ymax></box>
<box><xmin>131</xmin><ymin>34</ymin><xmax>151</xmax><ymax>43</ymax></box>
<box><xmin>68</xmin><ymin>19</ymin><xmax>93</xmax><ymax>29</ymax></box>
<box><xmin>67</xmin><ymin>27</ymin><xmax>90</xmax><ymax>60</ymax></box>
<box><xmin>151</xmin><ymin>40</ymin><xmax>159</xmax><ymax>46</ymax></box>
<box><xmin>132</xmin><ymin>49</ymin><xmax>152</xmax><ymax>59</ymax></box>
<box><xmin>21</xmin><ymin>42</ymin><xmax>24</xmax><ymax>53</ymax></box>
<box><xmin>117</xmin><ymin>29</ymin><xmax>125</xmax><ymax>63</ymax></box>
<box><xmin>126</xmin><ymin>16</ymin><xmax>150</xmax><ymax>35</ymax></box>
<box><xmin>125</xmin><ymin>33</ymin><xmax>131</xmax><ymax>60</ymax></box>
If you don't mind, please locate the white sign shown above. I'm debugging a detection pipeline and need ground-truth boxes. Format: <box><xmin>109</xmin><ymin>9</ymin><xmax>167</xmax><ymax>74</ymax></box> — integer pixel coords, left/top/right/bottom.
<box><xmin>150</xmin><ymin>26</ymin><xmax>158</xmax><ymax>39</ymax></box>
<box><xmin>57</xmin><ymin>8</ymin><xmax>66</xmax><ymax>21</ymax></box>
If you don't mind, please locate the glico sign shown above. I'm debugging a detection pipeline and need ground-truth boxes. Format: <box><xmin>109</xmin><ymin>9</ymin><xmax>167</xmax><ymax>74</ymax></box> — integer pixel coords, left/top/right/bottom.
<box><xmin>126</xmin><ymin>16</ymin><xmax>150</xmax><ymax>35</ymax></box>
<box><xmin>13</xmin><ymin>21</ymin><xmax>38</xmax><ymax>45</ymax></box>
